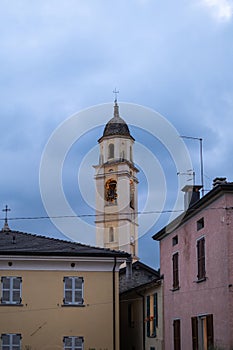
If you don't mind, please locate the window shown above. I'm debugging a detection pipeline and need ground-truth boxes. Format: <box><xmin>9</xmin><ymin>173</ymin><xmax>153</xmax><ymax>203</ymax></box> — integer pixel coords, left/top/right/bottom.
<box><xmin>197</xmin><ymin>238</ymin><xmax>206</xmax><ymax>281</ymax></box>
<box><xmin>197</xmin><ymin>217</ymin><xmax>204</xmax><ymax>231</ymax></box>
<box><xmin>173</xmin><ymin>319</ymin><xmax>181</xmax><ymax>350</ymax></box>
<box><xmin>172</xmin><ymin>253</ymin><xmax>179</xmax><ymax>290</ymax></box>
<box><xmin>63</xmin><ymin>277</ymin><xmax>84</xmax><ymax>305</ymax></box>
<box><xmin>108</xmin><ymin>143</ymin><xmax>114</xmax><ymax>159</ymax></box>
<box><xmin>130</xmin><ymin>180</ymin><xmax>135</xmax><ymax>209</ymax></box>
<box><xmin>63</xmin><ymin>336</ymin><xmax>83</xmax><ymax>350</ymax></box>
<box><xmin>146</xmin><ymin>293</ymin><xmax>158</xmax><ymax>337</ymax></box>
<box><xmin>130</xmin><ymin>146</ymin><xmax>133</xmax><ymax>162</ymax></box>
<box><xmin>172</xmin><ymin>235</ymin><xmax>178</xmax><ymax>246</ymax></box>
<box><xmin>1</xmin><ymin>277</ymin><xmax>22</xmax><ymax>305</ymax></box>
<box><xmin>109</xmin><ymin>227</ymin><xmax>114</xmax><ymax>242</ymax></box>
<box><xmin>191</xmin><ymin>314</ymin><xmax>214</xmax><ymax>350</ymax></box>
<box><xmin>1</xmin><ymin>334</ymin><xmax>21</xmax><ymax>350</ymax></box>
<box><xmin>105</xmin><ymin>179</ymin><xmax>117</xmax><ymax>204</ymax></box>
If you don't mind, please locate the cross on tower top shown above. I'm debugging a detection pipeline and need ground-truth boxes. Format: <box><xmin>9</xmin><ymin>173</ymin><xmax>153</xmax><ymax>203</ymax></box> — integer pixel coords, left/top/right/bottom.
<box><xmin>113</xmin><ymin>88</ymin><xmax>119</xmax><ymax>103</ymax></box>
<box><xmin>2</xmin><ymin>205</ymin><xmax>11</xmax><ymax>232</ymax></box>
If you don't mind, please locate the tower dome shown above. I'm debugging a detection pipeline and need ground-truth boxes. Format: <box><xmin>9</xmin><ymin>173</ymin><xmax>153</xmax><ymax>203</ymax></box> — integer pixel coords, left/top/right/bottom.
<box><xmin>99</xmin><ymin>101</ymin><xmax>134</xmax><ymax>141</ymax></box>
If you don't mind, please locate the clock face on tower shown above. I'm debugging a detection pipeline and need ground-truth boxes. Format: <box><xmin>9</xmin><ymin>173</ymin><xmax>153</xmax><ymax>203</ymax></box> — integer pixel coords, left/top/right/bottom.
<box><xmin>105</xmin><ymin>179</ymin><xmax>117</xmax><ymax>203</ymax></box>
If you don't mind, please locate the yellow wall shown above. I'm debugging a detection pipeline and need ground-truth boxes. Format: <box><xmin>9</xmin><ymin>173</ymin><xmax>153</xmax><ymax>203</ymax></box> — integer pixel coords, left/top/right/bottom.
<box><xmin>0</xmin><ymin>269</ymin><xmax>120</xmax><ymax>350</ymax></box>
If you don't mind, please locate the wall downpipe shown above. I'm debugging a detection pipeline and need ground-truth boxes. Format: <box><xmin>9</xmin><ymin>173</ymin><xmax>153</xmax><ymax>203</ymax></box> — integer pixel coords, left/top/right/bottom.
<box><xmin>113</xmin><ymin>256</ymin><xmax>117</xmax><ymax>350</ymax></box>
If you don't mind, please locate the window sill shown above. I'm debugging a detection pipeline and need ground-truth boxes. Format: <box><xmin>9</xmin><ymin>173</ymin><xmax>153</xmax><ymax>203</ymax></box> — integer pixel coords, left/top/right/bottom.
<box><xmin>62</xmin><ymin>304</ymin><xmax>85</xmax><ymax>307</ymax></box>
<box><xmin>196</xmin><ymin>277</ymin><xmax>207</xmax><ymax>283</ymax></box>
<box><xmin>0</xmin><ymin>303</ymin><xmax>23</xmax><ymax>307</ymax></box>
<box><xmin>170</xmin><ymin>286</ymin><xmax>180</xmax><ymax>292</ymax></box>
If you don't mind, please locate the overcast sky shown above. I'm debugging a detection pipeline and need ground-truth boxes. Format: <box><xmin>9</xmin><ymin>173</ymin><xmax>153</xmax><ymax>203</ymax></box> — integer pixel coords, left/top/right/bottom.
<box><xmin>0</xmin><ymin>0</ymin><xmax>233</xmax><ymax>268</ymax></box>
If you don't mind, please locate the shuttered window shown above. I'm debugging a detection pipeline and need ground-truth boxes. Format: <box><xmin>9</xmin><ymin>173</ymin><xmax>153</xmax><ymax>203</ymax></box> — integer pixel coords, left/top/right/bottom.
<box><xmin>1</xmin><ymin>277</ymin><xmax>22</xmax><ymax>305</ymax></box>
<box><xmin>197</xmin><ymin>238</ymin><xmax>206</xmax><ymax>280</ymax></box>
<box><xmin>63</xmin><ymin>336</ymin><xmax>83</xmax><ymax>350</ymax></box>
<box><xmin>173</xmin><ymin>319</ymin><xmax>181</xmax><ymax>350</ymax></box>
<box><xmin>1</xmin><ymin>333</ymin><xmax>21</xmax><ymax>350</ymax></box>
<box><xmin>191</xmin><ymin>317</ymin><xmax>198</xmax><ymax>350</ymax></box>
<box><xmin>206</xmin><ymin>314</ymin><xmax>214</xmax><ymax>348</ymax></box>
<box><xmin>63</xmin><ymin>277</ymin><xmax>84</xmax><ymax>305</ymax></box>
<box><xmin>191</xmin><ymin>314</ymin><xmax>214</xmax><ymax>350</ymax></box>
<box><xmin>173</xmin><ymin>253</ymin><xmax>179</xmax><ymax>289</ymax></box>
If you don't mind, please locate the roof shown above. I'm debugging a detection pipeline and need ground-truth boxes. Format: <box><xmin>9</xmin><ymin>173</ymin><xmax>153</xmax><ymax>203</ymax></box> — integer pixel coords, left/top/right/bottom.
<box><xmin>119</xmin><ymin>260</ymin><xmax>159</xmax><ymax>276</ymax></box>
<box><xmin>119</xmin><ymin>261</ymin><xmax>160</xmax><ymax>293</ymax></box>
<box><xmin>153</xmin><ymin>182</ymin><xmax>233</xmax><ymax>241</ymax></box>
<box><xmin>120</xmin><ymin>277</ymin><xmax>162</xmax><ymax>296</ymax></box>
<box><xmin>0</xmin><ymin>229</ymin><xmax>130</xmax><ymax>258</ymax></box>
<box><xmin>98</xmin><ymin>101</ymin><xmax>134</xmax><ymax>142</ymax></box>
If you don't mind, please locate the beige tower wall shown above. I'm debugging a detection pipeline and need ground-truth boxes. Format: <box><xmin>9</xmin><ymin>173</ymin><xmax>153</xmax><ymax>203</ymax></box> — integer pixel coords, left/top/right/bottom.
<box><xmin>94</xmin><ymin>133</ymin><xmax>139</xmax><ymax>258</ymax></box>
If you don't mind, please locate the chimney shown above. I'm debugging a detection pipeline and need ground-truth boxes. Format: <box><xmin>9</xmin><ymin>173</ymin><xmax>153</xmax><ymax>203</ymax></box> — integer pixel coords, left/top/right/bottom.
<box><xmin>212</xmin><ymin>177</ymin><xmax>227</xmax><ymax>187</ymax></box>
<box><xmin>182</xmin><ymin>185</ymin><xmax>202</xmax><ymax>210</ymax></box>
<box><xmin>126</xmin><ymin>257</ymin><xmax>132</xmax><ymax>280</ymax></box>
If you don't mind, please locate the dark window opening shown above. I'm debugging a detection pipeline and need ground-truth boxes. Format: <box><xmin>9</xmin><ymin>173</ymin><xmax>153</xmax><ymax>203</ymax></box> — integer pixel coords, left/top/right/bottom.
<box><xmin>105</xmin><ymin>179</ymin><xmax>117</xmax><ymax>203</ymax></box>
<box><xmin>197</xmin><ymin>238</ymin><xmax>206</xmax><ymax>281</ymax></box>
<box><xmin>173</xmin><ymin>319</ymin><xmax>181</xmax><ymax>350</ymax></box>
<box><xmin>172</xmin><ymin>235</ymin><xmax>178</xmax><ymax>246</ymax></box>
<box><xmin>172</xmin><ymin>253</ymin><xmax>179</xmax><ymax>290</ymax></box>
<box><xmin>197</xmin><ymin>217</ymin><xmax>204</xmax><ymax>231</ymax></box>
<box><xmin>128</xmin><ymin>303</ymin><xmax>134</xmax><ymax>328</ymax></box>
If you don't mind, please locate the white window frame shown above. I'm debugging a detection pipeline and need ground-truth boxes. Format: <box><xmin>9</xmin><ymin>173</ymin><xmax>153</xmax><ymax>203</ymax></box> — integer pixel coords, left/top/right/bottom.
<box><xmin>63</xmin><ymin>277</ymin><xmax>84</xmax><ymax>305</ymax></box>
<box><xmin>1</xmin><ymin>277</ymin><xmax>22</xmax><ymax>304</ymax></box>
<box><xmin>63</xmin><ymin>336</ymin><xmax>84</xmax><ymax>350</ymax></box>
<box><xmin>1</xmin><ymin>333</ymin><xmax>21</xmax><ymax>350</ymax></box>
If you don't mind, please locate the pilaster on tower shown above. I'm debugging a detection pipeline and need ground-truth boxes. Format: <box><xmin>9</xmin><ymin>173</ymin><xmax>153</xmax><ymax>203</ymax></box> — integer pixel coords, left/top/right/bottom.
<box><xmin>93</xmin><ymin>101</ymin><xmax>139</xmax><ymax>260</ymax></box>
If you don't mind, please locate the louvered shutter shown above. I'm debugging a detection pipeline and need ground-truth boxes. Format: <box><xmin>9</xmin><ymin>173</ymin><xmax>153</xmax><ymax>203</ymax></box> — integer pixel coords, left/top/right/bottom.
<box><xmin>191</xmin><ymin>317</ymin><xmax>198</xmax><ymax>350</ymax></box>
<box><xmin>206</xmin><ymin>314</ymin><xmax>214</xmax><ymax>348</ymax></box>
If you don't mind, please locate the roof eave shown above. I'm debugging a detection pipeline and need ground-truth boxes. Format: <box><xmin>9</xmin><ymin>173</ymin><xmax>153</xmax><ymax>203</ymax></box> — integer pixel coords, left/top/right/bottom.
<box><xmin>153</xmin><ymin>183</ymin><xmax>233</xmax><ymax>241</ymax></box>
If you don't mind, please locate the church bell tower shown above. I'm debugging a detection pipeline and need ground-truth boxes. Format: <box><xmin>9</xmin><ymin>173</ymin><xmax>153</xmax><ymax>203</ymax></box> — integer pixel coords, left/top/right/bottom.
<box><xmin>93</xmin><ymin>99</ymin><xmax>139</xmax><ymax>259</ymax></box>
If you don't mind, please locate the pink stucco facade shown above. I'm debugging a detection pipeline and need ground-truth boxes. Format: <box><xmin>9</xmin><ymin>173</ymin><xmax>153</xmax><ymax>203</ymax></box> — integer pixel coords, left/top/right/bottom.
<box><xmin>154</xmin><ymin>185</ymin><xmax>233</xmax><ymax>350</ymax></box>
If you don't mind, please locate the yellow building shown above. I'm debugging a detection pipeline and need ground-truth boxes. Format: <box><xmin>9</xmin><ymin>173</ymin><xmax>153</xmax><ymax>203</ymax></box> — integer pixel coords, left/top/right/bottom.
<box><xmin>0</xmin><ymin>227</ymin><xmax>129</xmax><ymax>350</ymax></box>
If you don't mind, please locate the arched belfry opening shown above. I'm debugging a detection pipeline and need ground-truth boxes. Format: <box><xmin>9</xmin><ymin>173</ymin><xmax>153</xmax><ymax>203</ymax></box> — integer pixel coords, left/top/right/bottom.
<box><xmin>108</xmin><ymin>143</ymin><xmax>114</xmax><ymax>159</ymax></box>
<box><xmin>105</xmin><ymin>179</ymin><xmax>117</xmax><ymax>204</ymax></box>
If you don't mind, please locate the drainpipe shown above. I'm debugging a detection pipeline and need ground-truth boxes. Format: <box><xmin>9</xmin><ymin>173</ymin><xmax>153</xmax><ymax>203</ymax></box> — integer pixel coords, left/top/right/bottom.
<box><xmin>136</xmin><ymin>291</ymin><xmax>145</xmax><ymax>350</ymax></box>
<box><xmin>113</xmin><ymin>256</ymin><xmax>117</xmax><ymax>350</ymax></box>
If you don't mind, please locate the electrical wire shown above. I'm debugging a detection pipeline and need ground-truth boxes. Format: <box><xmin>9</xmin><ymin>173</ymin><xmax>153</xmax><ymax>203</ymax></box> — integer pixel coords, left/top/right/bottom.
<box><xmin>0</xmin><ymin>206</ymin><xmax>232</xmax><ymax>222</ymax></box>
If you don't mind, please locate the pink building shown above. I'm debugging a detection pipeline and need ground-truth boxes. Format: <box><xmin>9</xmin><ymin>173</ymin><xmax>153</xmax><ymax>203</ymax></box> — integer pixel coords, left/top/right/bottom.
<box><xmin>153</xmin><ymin>180</ymin><xmax>233</xmax><ymax>350</ymax></box>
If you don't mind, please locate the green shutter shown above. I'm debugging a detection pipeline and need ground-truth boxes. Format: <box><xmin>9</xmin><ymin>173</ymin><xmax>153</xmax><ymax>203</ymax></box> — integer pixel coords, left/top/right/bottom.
<box><xmin>153</xmin><ymin>293</ymin><xmax>157</xmax><ymax>336</ymax></box>
<box><xmin>146</xmin><ymin>295</ymin><xmax>150</xmax><ymax>337</ymax></box>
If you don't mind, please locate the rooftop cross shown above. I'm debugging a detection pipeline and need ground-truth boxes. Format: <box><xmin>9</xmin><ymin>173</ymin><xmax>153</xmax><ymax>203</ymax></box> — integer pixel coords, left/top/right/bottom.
<box><xmin>113</xmin><ymin>88</ymin><xmax>119</xmax><ymax>103</ymax></box>
<box><xmin>2</xmin><ymin>205</ymin><xmax>11</xmax><ymax>231</ymax></box>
